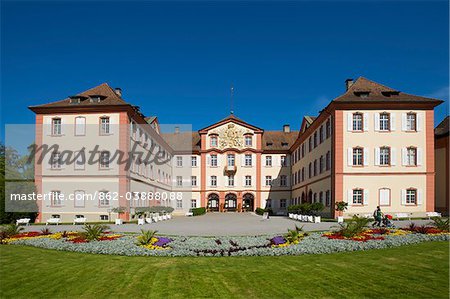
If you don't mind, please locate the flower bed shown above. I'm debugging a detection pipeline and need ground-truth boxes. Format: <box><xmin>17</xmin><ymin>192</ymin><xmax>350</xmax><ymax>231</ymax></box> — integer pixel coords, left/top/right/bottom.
<box><xmin>3</xmin><ymin>227</ymin><xmax>448</xmax><ymax>257</ymax></box>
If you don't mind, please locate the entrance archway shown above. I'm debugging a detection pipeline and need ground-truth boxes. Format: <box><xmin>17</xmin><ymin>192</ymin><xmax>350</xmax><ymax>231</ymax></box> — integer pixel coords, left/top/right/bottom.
<box><xmin>225</xmin><ymin>193</ymin><xmax>237</xmax><ymax>212</ymax></box>
<box><xmin>207</xmin><ymin>193</ymin><xmax>219</xmax><ymax>212</ymax></box>
<box><xmin>308</xmin><ymin>190</ymin><xmax>313</xmax><ymax>203</ymax></box>
<box><xmin>301</xmin><ymin>192</ymin><xmax>306</xmax><ymax>203</ymax></box>
<box><xmin>242</xmin><ymin>193</ymin><xmax>254</xmax><ymax>212</ymax></box>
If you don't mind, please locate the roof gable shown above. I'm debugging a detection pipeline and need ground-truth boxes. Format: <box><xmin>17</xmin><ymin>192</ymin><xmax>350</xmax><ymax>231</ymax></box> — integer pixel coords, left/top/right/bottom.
<box><xmin>29</xmin><ymin>83</ymin><xmax>129</xmax><ymax>109</ymax></box>
<box><xmin>333</xmin><ymin>77</ymin><xmax>442</xmax><ymax>103</ymax></box>
<box><xmin>199</xmin><ymin>114</ymin><xmax>263</xmax><ymax>133</ymax></box>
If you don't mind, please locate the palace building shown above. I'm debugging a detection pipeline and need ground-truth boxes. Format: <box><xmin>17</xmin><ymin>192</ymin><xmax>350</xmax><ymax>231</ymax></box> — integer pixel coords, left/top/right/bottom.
<box><xmin>29</xmin><ymin>77</ymin><xmax>443</xmax><ymax>222</ymax></box>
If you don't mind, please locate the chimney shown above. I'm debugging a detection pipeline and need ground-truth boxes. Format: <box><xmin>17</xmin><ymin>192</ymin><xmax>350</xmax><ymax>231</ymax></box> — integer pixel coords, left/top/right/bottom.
<box><xmin>174</xmin><ymin>126</ymin><xmax>180</xmax><ymax>134</ymax></box>
<box><xmin>283</xmin><ymin>124</ymin><xmax>290</xmax><ymax>133</ymax></box>
<box><xmin>114</xmin><ymin>87</ymin><xmax>122</xmax><ymax>97</ymax></box>
<box><xmin>345</xmin><ymin>79</ymin><xmax>354</xmax><ymax>91</ymax></box>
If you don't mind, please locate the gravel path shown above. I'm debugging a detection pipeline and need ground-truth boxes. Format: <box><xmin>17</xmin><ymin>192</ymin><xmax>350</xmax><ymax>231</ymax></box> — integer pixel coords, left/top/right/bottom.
<box><xmin>20</xmin><ymin>213</ymin><xmax>434</xmax><ymax>236</ymax></box>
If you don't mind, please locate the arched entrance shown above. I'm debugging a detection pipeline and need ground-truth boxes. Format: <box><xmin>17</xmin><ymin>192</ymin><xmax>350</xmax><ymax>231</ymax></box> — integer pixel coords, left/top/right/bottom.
<box><xmin>308</xmin><ymin>190</ymin><xmax>313</xmax><ymax>203</ymax></box>
<box><xmin>301</xmin><ymin>192</ymin><xmax>306</xmax><ymax>203</ymax></box>
<box><xmin>207</xmin><ymin>193</ymin><xmax>219</xmax><ymax>212</ymax></box>
<box><xmin>242</xmin><ymin>193</ymin><xmax>254</xmax><ymax>212</ymax></box>
<box><xmin>225</xmin><ymin>193</ymin><xmax>237</xmax><ymax>212</ymax></box>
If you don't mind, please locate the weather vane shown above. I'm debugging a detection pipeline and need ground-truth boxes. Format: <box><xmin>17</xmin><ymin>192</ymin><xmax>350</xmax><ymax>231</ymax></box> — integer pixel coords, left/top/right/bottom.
<box><xmin>230</xmin><ymin>83</ymin><xmax>234</xmax><ymax>115</ymax></box>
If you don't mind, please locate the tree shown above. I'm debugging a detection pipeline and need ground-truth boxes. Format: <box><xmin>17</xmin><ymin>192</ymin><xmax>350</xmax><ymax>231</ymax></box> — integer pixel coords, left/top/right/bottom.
<box><xmin>0</xmin><ymin>143</ymin><xmax>38</xmax><ymax>224</ymax></box>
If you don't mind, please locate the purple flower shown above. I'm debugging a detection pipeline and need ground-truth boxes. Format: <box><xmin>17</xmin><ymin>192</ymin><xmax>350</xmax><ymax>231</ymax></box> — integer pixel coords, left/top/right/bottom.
<box><xmin>154</xmin><ymin>237</ymin><xmax>172</xmax><ymax>247</ymax></box>
<box><xmin>270</xmin><ymin>236</ymin><xmax>287</xmax><ymax>245</ymax></box>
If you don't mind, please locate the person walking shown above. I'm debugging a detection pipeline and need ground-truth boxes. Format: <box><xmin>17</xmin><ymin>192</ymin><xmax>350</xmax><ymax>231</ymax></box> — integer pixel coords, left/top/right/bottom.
<box><xmin>372</xmin><ymin>206</ymin><xmax>383</xmax><ymax>227</ymax></box>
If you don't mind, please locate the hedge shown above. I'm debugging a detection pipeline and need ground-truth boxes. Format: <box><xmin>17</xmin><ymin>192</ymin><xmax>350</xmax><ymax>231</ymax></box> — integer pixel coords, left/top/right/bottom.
<box><xmin>191</xmin><ymin>207</ymin><xmax>206</xmax><ymax>216</ymax></box>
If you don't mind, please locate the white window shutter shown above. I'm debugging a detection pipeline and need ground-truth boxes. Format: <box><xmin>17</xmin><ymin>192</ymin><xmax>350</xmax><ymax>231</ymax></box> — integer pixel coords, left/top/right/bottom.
<box><xmin>363</xmin><ymin>148</ymin><xmax>369</xmax><ymax>166</ymax></box>
<box><xmin>109</xmin><ymin>121</ymin><xmax>114</xmax><ymax>135</ymax></box>
<box><xmin>347</xmin><ymin>148</ymin><xmax>353</xmax><ymax>166</ymax></box>
<box><xmin>401</xmin><ymin>113</ymin><xmax>407</xmax><ymax>131</ymax></box>
<box><xmin>44</xmin><ymin>117</ymin><xmax>51</xmax><ymax>136</ymax></box>
<box><xmin>347</xmin><ymin>190</ymin><xmax>353</xmax><ymax>205</ymax></box>
<box><xmin>417</xmin><ymin>148</ymin><xmax>423</xmax><ymax>166</ymax></box>
<box><xmin>402</xmin><ymin>148</ymin><xmax>407</xmax><ymax>166</ymax></box>
<box><xmin>417</xmin><ymin>189</ymin><xmax>423</xmax><ymax>205</ymax></box>
<box><xmin>391</xmin><ymin>148</ymin><xmax>397</xmax><ymax>166</ymax></box>
<box><xmin>375</xmin><ymin>148</ymin><xmax>380</xmax><ymax>165</ymax></box>
<box><xmin>206</xmin><ymin>154</ymin><xmax>211</xmax><ymax>166</ymax></box>
<box><xmin>242</xmin><ymin>176</ymin><xmax>246</xmax><ymax>187</ymax></box>
<box><xmin>252</xmin><ymin>154</ymin><xmax>256</xmax><ymax>167</ymax></box>
<box><xmin>217</xmin><ymin>176</ymin><xmax>221</xmax><ymax>187</ymax></box>
<box><xmin>401</xmin><ymin>189</ymin><xmax>406</xmax><ymax>205</ymax></box>
<box><xmin>417</xmin><ymin>113</ymin><xmax>423</xmax><ymax>131</ymax></box>
<box><xmin>347</xmin><ymin>113</ymin><xmax>352</xmax><ymax>131</ymax></box>
<box><xmin>217</xmin><ymin>155</ymin><xmax>221</xmax><ymax>167</ymax></box>
<box><xmin>60</xmin><ymin>119</ymin><xmax>65</xmax><ymax>135</ymax></box>
<box><xmin>363</xmin><ymin>113</ymin><xmax>369</xmax><ymax>131</ymax></box>
<box><xmin>363</xmin><ymin>189</ymin><xmax>369</xmax><ymax>205</ymax></box>
<box><xmin>374</xmin><ymin>113</ymin><xmax>380</xmax><ymax>131</ymax></box>
<box><xmin>75</xmin><ymin>117</ymin><xmax>85</xmax><ymax>135</ymax></box>
<box><xmin>390</xmin><ymin>113</ymin><xmax>396</xmax><ymax>131</ymax></box>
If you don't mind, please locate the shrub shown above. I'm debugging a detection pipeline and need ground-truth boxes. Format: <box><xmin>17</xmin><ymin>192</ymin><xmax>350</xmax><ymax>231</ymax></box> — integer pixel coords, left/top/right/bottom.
<box><xmin>310</xmin><ymin>202</ymin><xmax>325</xmax><ymax>215</ymax></box>
<box><xmin>1</xmin><ymin>224</ymin><xmax>24</xmax><ymax>237</ymax></box>
<box><xmin>287</xmin><ymin>205</ymin><xmax>301</xmax><ymax>213</ymax></box>
<box><xmin>299</xmin><ymin>203</ymin><xmax>312</xmax><ymax>215</ymax></box>
<box><xmin>335</xmin><ymin>216</ymin><xmax>370</xmax><ymax>238</ymax></box>
<box><xmin>256</xmin><ymin>208</ymin><xmax>274</xmax><ymax>216</ymax></box>
<box><xmin>430</xmin><ymin>217</ymin><xmax>449</xmax><ymax>232</ymax></box>
<box><xmin>136</xmin><ymin>229</ymin><xmax>158</xmax><ymax>246</ymax></box>
<box><xmin>335</xmin><ymin>201</ymin><xmax>348</xmax><ymax>212</ymax></box>
<box><xmin>81</xmin><ymin>224</ymin><xmax>109</xmax><ymax>241</ymax></box>
<box><xmin>191</xmin><ymin>207</ymin><xmax>206</xmax><ymax>216</ymax></box>
<box><xmin>255</xmin><ymin>208</ymin><xmax>265</xmax><ymax>215</ymax></box>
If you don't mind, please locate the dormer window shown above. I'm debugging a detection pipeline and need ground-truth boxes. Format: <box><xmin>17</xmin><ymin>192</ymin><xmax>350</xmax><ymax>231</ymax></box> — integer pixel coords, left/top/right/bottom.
<box><xmin>281</xmin><ymin>142</ymin><xmax>288</xmax><ymax>147</ymax></box>
<box><xmin>70</xmin><ymin>97</ymin><xmax>80</xmax><ymax>104</ymax></box>
<box><xmin>354</xmin><ymin>91</ymin><xmax>370</xmax><ymax>98</ymax></box>
<box><xmin>90</xmin><ymin>96</ymin><xmax>102</xmax><ymax>103</ymax></box>
<box><xmin>266</xmin><ymin>142</ymin><xmax>273</xmax><ymax>146</ymax></box>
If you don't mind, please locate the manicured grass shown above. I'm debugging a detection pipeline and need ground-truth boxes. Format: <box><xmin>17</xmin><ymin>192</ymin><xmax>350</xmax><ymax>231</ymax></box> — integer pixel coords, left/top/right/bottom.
<box><xmin>1</xmin><ymin>242</ymin><xmax>449</xmax><ymax>298</ymax></box>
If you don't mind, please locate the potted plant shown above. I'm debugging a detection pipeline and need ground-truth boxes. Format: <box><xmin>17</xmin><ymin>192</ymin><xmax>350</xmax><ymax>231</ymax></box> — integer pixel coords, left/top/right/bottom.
<box><xmin>335</xmin><ymin>201</ymin><xmax>348</xmax><ymax>223</ymax></box>
<box><xmin>111</xmin><ymin>206</ymin><xmax>127</xmax><ymax>225</ymax></box>
<box><xmin>310</xmin><ymin>202</ymin><xmax>324</xmax><ymax>223</ymax></box>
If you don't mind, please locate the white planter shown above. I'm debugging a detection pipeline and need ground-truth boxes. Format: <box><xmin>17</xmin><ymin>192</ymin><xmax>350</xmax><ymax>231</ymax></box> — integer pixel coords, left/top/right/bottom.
<box><xmin>288</xmin><ymin>213</ymin><xmax>293</xmax><ymax>219</ymax></box>
<box><xmin>307</xmin><ymin>216</ymin><xmax>313</xmax><ymax>222</ymax></box>
<box><xmin>337</xmin><ymin>216</ymin><xmax>344</xmax><ymax>223</ymax></box>
<box><xmin>115</xmin><ymin>219</ymin><xmax>123</xmax><ymax>225</ymax></box>
<box><xmin>314</xmin><ymin>216</ymin><xmax>321</xmax><ymax>223</ymax></box>
<box><xmin>137</xmin><ymin>218</ymin><xmax>145</xmax><ymax>225</ymax></box>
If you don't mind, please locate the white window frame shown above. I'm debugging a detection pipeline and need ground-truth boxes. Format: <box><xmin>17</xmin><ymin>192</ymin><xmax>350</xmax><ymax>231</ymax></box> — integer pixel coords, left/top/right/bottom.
<box><xmin>176</xmin><ymin>156</ymin><xmax>183</xmax><ymax>167</ymax></box>
<box><xmin>245</xmin><ymin>135</ymin><xmax>252</xmax><ymax>147</ymax></box>
<box><xmin>191</xmin><ymin>176</ymin><xmax>197</xmax><ymax>187</ymax></box>
<box><xmin>265</xmin><ymin>156</ymin><xmax>272</xmax><ymax>167</ymax></box>
<box><xmin>210</xmin><ymin>155</ymin><xmax>218</xmax><ymax>167</ymax></box>
<box><xmin>210</xmin><ymin>175</ymin><xmax>217</xmax><ymax>187</ymax></box>
<box><xmin>352</xmin><ymin>189</ymin><xmax>363</xmax><ymax>205</ymax></box>
<box><xmin>52</xmin><ymin>118</ymin><xmax>62</xmax><ymax>136</ymax></box>
<box><xmin>245</xmin><ymin>175</ymin><xmax>252</xmax><ymax>186</ymax></box>
<box><xmin>352</xmin><ymin>113</ymin><xmax>363</xmax><ymax>131</ymax></box>
<box><xmin>100</xmin><ymin>117</ymin><xmax>110</xmax><ymax>135</ymax></box>
<box><xmin>379</xmin><ymin>113</ymin><xmax>390</xmax><ymax>131</ymax></box>
<box><xmin>244</xmin><ymin>154</ymin><xmax>252</xmax><ymax>166</ymax></box>
<box><xmin>99</xmin><ymin>151</ymin><xmax>110</xmax><ymax>169</ymax></box>
<box><xmin>191</xmin><ymin>156</ymin><xmax>197</xmax><ymax>167</ymax></box>
<box><xmin>265</xmin><ymin>176</ymin><xmax>272</xmax><ymax>186</ymax></box>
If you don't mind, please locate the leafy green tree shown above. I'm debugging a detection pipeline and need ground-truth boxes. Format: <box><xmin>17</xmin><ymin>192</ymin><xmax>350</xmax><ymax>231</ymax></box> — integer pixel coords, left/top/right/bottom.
<box><xmin>0</xmin><ymin>143</ymin><xmax>38</xmax><ymax>224</ymax></box>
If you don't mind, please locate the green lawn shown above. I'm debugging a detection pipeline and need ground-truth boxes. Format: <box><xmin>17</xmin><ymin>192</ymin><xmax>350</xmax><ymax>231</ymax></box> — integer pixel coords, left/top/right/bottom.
<box><xmin>1</xmin><ymin>242</ymin><xmax>448</xmax><ymax>299</ymax></box>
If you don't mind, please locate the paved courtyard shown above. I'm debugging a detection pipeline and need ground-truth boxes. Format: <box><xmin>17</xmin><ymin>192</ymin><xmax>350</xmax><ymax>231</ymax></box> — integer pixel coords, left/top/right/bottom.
<box><xmin>22</xmin><ymin>213</ymin><xmax>434</xmax><ymax>236</ymax></box>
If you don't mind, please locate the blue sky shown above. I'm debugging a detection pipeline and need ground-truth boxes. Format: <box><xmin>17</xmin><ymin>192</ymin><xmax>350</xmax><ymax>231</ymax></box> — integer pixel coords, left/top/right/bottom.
<box><xmin>1</xmin><ymin>1</ymin><xmax>448</xmax><ymax>141</ymax></box>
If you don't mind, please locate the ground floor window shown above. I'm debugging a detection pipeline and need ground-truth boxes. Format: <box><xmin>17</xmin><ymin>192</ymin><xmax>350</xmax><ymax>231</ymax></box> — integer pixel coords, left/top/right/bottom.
<box><xmin>177</xmin><ymin>199</ymin><xmax>183</xmax><ymax>208</ymax></box>
<box><xmin>325</xmin><ymin>190</ymin><xmax>331</xmax><ymax>207</ymax></box>
<box><xmin>406</xmin><ymin>189</ymin><xmax>416</xmax><ymax>204</ymax></box>
<box><xmin>191</xmin><ymin>199</ymin><xmax>197</xmax><ymax>208</ymax></box>
<box><xmin>100</xmin><ymin>215</ymin><xmax>108</xmax><ymax>221</ymax></box>
<box><xmin>280</xmin><ymin>199</ymin><xmax>287</xmax><ymax>209</ymax></box>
